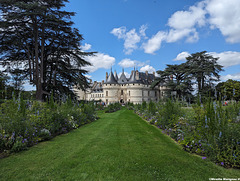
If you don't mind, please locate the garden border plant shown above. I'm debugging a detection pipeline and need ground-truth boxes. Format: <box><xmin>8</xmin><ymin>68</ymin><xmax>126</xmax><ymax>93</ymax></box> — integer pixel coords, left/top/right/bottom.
<box><xmin>0</xmin><ymin>94</ymin><xmax>98</xmax><ymax>157</ymax></box>
<box><xmin>126</xmin><ymin>98</ymin><xmax>240</xmax><ymax>169</ymax></box>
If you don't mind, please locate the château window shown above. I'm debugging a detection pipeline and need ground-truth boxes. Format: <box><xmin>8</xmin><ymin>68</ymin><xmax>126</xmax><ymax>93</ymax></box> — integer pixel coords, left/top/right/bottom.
<box><xmin>121</xmin><ymin>90</ymin><xmax>123</xmax><ymax>95</ymax></box>
<box><xmin>129</xmin><ymin>91</ymin><xmax>130</xmax><ymax>96</ymax></box>
<box><xmin>106</xmin><ymin>91</ymin><xmax>108</xmax><ymax>96</ymax></box>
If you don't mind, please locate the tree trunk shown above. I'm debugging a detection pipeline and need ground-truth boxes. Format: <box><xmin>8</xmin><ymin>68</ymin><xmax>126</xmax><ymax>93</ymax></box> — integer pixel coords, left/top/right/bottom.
<box><xmin>33</xmin><ymin>18</ymin><xmax>42</xmax><ymax>101</ymax></box>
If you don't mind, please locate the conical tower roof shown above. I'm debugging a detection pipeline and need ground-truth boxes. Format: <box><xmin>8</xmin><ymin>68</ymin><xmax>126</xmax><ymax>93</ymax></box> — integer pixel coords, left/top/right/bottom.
<box><xmin>106</xmin><ymin>70</ymin><xmax>118</xmax><ymax>84</ymax></box>
<box><xmin>129</xmin><ymin>69</ymin><xmax>138</xmax><ymax>83</ymax></box>
<box><xmin>118</xmin><ymin>69</ymin><xmax>127</xmax><ymax>83</ymax></box>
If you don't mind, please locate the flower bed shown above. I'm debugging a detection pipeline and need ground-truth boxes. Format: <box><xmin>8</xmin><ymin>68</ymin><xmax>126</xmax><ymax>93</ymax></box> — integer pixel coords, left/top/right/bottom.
<box><xmin>0</xmin><ymin>96</ymin><xmax>97</xmax><ymax>156</ymax></box>
<box><xmin>126</xmin><ymin>100</ymin><xmax>240</xmax><ymax>168</ymax></box>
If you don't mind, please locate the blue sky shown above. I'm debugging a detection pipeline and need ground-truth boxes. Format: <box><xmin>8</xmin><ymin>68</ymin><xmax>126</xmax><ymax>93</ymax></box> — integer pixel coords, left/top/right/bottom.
<box><xmin>63</xmin><ymin>0</ymin><xmax>240</xmax><ymax>82</ymax></box>
<box><xmin>23</xmin><ymin>0</ymin><xmax>240</xmax><ymax>90</ymax></box>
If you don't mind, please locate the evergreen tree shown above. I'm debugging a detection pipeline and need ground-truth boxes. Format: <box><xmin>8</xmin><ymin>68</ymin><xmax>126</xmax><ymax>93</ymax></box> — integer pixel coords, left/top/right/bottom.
<box><xmin>185</xmin><ymin>51</ymin><xmax>223</xmax><ymax>98</ymax></box>
<box><xmin>152</xmin><ymin>63</ymin><xmax>193</xmax><ymax>99</ymax></box>
<box><xmin>216</xmin><ymin>79</ymin><xmax>240</xmax><ymax>101</ymax></box>
<box><xmin>0</xmin><ymin>0</ymin><xmax>92</xmax><ymax>101</ymax></box>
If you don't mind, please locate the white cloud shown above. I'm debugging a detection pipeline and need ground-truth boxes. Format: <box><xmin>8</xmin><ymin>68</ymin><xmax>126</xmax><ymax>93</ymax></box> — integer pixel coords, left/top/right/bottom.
<box><xmin>206</xmin><ymin>0</ymin><xmax>240</xmax><ymax>43</ymax></box>
<box><xmin>174</xmin><ymin>51</ymin><xmax>240</xmax><ymax>67</ymax></box>
<box><xmin>140</xmin><ymin>65</ymin><xmax>156</xmax><ymax>73</ymax></box>
<box><xmin>111</xmin><ymin>25</ymin><xmax>148</xmax><ymax>55</ymax></box>
<box><xmin>111</xmin><ymin>26</ymin><xmax>127</xmax><ymax>39</ymax></box>
<box><xmin>139</xmin><ymin>24</ymin><xmax>148</xmax><ymax>38</ymax></box>
<box><xmin>81</xmin><ymin>43</ymin><xmax>92</xmax><ymax>51</ymax></box>
<box><xmin>84</xmin><ymin>53</ymin><xmax>115</xmax><ymax>73</ymax></box>
<box><xmin>166</xmin><ymin>28</ymin><xmax>197</xmax><ymax>43</ymax></box>
<box><xmin>143</xmin><ymin>2</ymin><xmax>205</xmax><ymax>54</ymax></box>
<box><xmin>209</xmin><ymin>51</ymin><xmax>240</xmax><ymax>67</ymax></box>
<box><xmin>168</xmin><ymin>2</ymin><xmax>206</xmax><ymax>30</ymax></box>
<box><xmin>142</xmin><ymin>31</ymin><xmax>167</xmax><ymax>54</ymax></box>
<box><xmin>124</xmin><ymin>29</ymin><xmax>141</xmax><ymax>55</ymax></box>
<box><xmin>85</xmin><ymin>75</ymin><xmax>92</xmax><ymax>79</ymax></box>
<box><xmin>118</xmin><ymin>58</ymin><xmax>145</xmax><ymax>68</ymax></box>
<box><xmin>174</xmin><ymin>52</ymin><xmax>191</xmax><ymax>61</ymax></box>
<box><xmin>221</xmin><ymin>73</ymin><xmax>240</xmax><ymax>81</ymax></box>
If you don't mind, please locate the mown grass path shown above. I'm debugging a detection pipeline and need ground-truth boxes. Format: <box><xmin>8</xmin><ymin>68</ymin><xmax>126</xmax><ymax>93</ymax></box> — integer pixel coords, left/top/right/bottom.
<box><xmin>0</xmin><ymin>109</ymin><xmax>240</xmax><ymax>180</ymax></box>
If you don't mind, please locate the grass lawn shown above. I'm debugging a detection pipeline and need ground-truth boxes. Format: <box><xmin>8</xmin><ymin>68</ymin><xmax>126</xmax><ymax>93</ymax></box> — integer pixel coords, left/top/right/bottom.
<box><xmin>0</xmin><ymin>108</ymin><xmax>240</xmax><ymax>180</ymax></box>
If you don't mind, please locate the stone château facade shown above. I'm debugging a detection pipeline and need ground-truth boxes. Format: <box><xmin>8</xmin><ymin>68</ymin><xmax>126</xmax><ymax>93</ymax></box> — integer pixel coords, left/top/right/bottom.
<box><xmin>75</xmin><ymin>69</ymin><xmax>168</xmax><ymax>105</ymax></box>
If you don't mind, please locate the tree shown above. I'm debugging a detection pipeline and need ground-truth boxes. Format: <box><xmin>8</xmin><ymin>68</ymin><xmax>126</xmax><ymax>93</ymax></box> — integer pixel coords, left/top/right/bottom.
<box><xmin>186</xmin><ymin>51</ymin><xmax>223</xmax><ymax>98</ymax></box>
<box><xmin>216</xmin><ymin>79</ymin><xmax>240</xmax><ymax>101</ymax></box>
<box><xmin>152</xmin><ymin>63</ymin><xmax>193</xmax><ymax>99</ymax></box>
<box><xmin>0</xmin><ymin>0</ymin><xmax>92</xmax><ymax>101</ymax></box>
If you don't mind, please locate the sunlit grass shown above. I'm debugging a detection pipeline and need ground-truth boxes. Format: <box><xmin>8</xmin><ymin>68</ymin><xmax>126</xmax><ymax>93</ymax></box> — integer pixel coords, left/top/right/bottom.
<box><xmin>0</xmin><ymin>108</ymin><xmax>239</xmax><ymax>180</ymax></box>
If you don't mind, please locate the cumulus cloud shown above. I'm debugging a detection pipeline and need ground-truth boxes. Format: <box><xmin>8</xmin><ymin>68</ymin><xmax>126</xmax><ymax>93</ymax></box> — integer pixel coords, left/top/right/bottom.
<box><xmin>81</xmin><ymin>43</ymin><xmax>92</xmax><ymax>51</ymax></box>
<box><xmin>168</xmin><ymin>1</ymin><xmax>206</xmax><ymax>30</ymax></box>
<box><xmin>111</xmin><ymin>25</ymin><xmax>148</xmax><ymax>55</ymax></box>
<box><xmin>111</xmin><ymin>26</ymin><xmax>127</xmax><ymax>39</ymax></box>
<box><xmin>118</xmin><ymin>58</ymin><xmax>145</xmax><ymax>68</ymax></box>
<box><xmin>114</xmin><ymin>0</ymin><xmax>240</xmax><ymax>54</ymax></box>
<box><xmin>209</xmin><ymin>51</ymin><xmax>240</xmax><ymax>67</ymax></box>
<box><xmin>84</xmin><ymin>53</ymin><xmax>115</xmax><ymax>73</ymax></box>
<box><xmin>143</xmin><ymin>0</ymin><xmax>240</xmax><ymax>54</ymax></box>
<box><xmin>124</xmin><ymin>29</ymin><xmax>141</xmax><ymax>54</ymax></box>
<box><xmin>142</xmin><ymin>31</ymin><xmax>167</xmax><ymax>54</ymax></box>
<box><xmin>206</xmin><ymin>0</ymin><xmax>240</xmax><ymax>43</ymax></box>
<box><xmin>140</xmin><ymin>65</ymin><xmax>156</xmax><ymax>73</ymax></box>
<box><xmin>174</xmin><ymin>51</ymin><xmax>240</xmax><ymax>67</ymax></box>
<box><xmin>143</xmin><ymin>2</ymin><xmax>206</xmax><ymax>54</ymax></box>
<box><xmin>174</xmin><ymin>52</ymin><xmax>191</xmax><ymax>61</ymax></box>
<box><xmin>221</xmin><ymin>73</ymin><xmax>240</xmax><ymax>81</ymax></box>
<box><xmin>174</xmin><ymin>51</ymin><xmax>240</xmax><ymax>68</ymax></box>
<box><xmin>139</xmin><ymin>24</ymin><xmax>148</xmax><ymax>38</ymax></box>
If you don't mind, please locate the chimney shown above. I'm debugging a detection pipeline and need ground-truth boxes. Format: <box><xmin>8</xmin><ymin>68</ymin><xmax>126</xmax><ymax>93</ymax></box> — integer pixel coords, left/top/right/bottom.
<box><xmin>136</xmin><ymin>70</ymin><xmax>139</xmax><ymax>80</ymax></box>
<box><xmin>131</xmin><ymin>70</ymin><xmax>134</xmax><ymax>75</ymax></box>
<box><xmin>170</xmin><ymin>75</ymin><xmax>173</xmax><ymax>80</ymax></box>
<box><xmin>106</xmin><ymin>72</ymin><xmax>108</xmax><ymax>82</ymax></box>
<box><xmin>90</xmin><ymin>79</ymin><xmax>92</xmax><ymax>83</ymax></box>
<box><xmin>102</xmin><ymin>80</ymin><xmax>104</xmax><ymax>84</ymax></box>
<box><xmin>153</xmin><ymin>72</ymin><xmax>155</xmax><ymax>77</ymax></box>
<box><xmin>145</xmin><ymin>71</ymin><xmax>148</xmax><ymax>76</ymax></box>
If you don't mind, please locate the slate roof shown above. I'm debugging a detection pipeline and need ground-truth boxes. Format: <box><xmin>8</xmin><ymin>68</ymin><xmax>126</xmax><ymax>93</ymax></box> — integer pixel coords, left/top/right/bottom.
<box><xmin>106</xmin><ymin>71</ymin><xmax>118</xmax><ymax>84</ymax></box>
<box><xmin>104</xmin><ymin>69</ymin><xmax>155</xmax><ymax>85</ymax></box>
<box><xmin>118</xmin><ymin>69</ymin><xmax>128</xmax><ymax>83</ymax></box>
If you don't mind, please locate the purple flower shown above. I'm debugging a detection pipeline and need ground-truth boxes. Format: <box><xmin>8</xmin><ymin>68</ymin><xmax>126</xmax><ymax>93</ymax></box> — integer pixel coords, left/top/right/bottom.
<box><xmin>221</xmin><ymin>162</ymin><xmax>224</xmax><ymax>166</ymax></box>
<box><xmin>202</xmin><ymin>157</ymin><xmax>207</xmax><ymax>160</ymax></box>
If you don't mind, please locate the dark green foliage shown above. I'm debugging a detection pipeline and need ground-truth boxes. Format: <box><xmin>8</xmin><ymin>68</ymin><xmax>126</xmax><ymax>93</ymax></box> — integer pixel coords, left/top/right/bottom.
<box><xmin>153</xmin><ymin>64</ymin><xmax>193</xmax><ymax>99</ymax></box>
<box><xmin>186</xmin><ymin>51</ymin><xmax>223</xmax><ymax>98</ymax></box>
<box><xmin>0</xmin><ymin>98</ymin><xmax>97</xmax><ymax>154</ymax></box>
<box><xmin>0</xmin><ymin>0</ymin><xmax>93</xmax><ymax>101</ymax></box>
<box><xmin>216</xmin><ymin>79</ymin><xmax>240</xmax><ymax>101</ymax></box>
<box><xmin>128</xmin><ymin>99</ymin><xmax>240</xmax><ymax>168</ymax></box>
<box><xmin>105</xmin><ymin>103</ymin><xmax>121</xmax><ymax>113</ymax></box>
<box><xmin>153</xmin><ymin>51</ymin><xmax>223</xmax><ymax>101</ymax></box>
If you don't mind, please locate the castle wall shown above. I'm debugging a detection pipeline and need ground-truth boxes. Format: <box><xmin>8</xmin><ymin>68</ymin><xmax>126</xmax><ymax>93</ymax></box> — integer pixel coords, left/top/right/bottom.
<box><xmin>103</xmin><ymin>83</ymin><xmax>119</xmax><ymax>105</ymax></box>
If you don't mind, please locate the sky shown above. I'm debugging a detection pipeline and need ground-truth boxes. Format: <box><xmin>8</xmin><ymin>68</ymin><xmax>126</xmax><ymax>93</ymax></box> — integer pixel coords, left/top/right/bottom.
<box><xmin>62</xmin><ymin>0</ymin><xmax>240</xmax><ymax>83</ymax></box>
